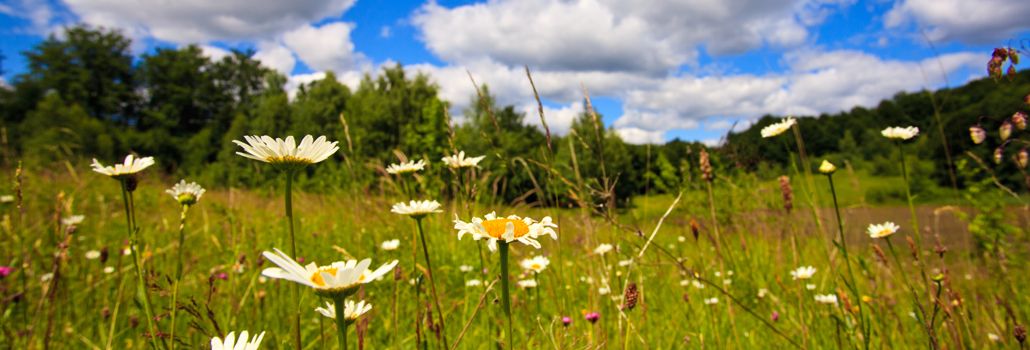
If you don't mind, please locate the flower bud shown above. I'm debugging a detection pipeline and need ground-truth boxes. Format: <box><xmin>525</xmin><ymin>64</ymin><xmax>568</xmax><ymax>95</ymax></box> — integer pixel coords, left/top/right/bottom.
<box><xmin>994</xmin><ymin>147</ymin><xmax>1005</xmax><ymax>164</ymax></box>
<box><xmin>969</xmin><ymin>125</ymin><xmax>986</xmax><ymax>144</ymax></box>
<box><xmin>818</xmin><ymin>160</ymin><xmax>837</xmax><ymax>174</ymax></box>
<box><xmin>1000</xmin><ymin>121</ymin><xmax>1013</xmax><ymax>141</ymax></box>
<box><xmin>1013</xmin><ymin>112</ymin><xmax>1028</xmax><ymax>130</ymax></box>
<box><xmin>1018</xmin><ymin>148</ymin><xmax>1029</xmax><ymax>169</ymax></box>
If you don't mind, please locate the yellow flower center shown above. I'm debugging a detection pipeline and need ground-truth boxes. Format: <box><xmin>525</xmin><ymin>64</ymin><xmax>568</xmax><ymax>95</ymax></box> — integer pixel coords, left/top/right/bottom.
<box><xmin>268</xmin><ymin>155</ymin><xmax>313</xmax><ymax>165</ymax></box>
<box><xmin>531</xmin><ymin>263</ymin><xmax>542</xmax><ymax>270</ymax></box>
<box><xmin>875</xmin><ymin>229</ymin><xmax>891</xmax><ymax>237</ymax></box>
<box><xmin>310</xmin><ymin>267</ymin><xmax>338</xmax><ymax>286</ymax></box>
<box><xmin>481</xmin><ymin>218</ymin><xmax>530</xmax><ymax>239</ymax></box>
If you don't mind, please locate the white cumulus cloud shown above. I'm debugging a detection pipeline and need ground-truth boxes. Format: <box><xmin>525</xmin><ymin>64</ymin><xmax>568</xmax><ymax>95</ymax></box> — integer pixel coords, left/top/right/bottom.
<box><xmin>283</xmin><ymin>22</ymin><xmax>365</xmax><ymax>73</ymax></box>
<box><xmin>885</xmin><ymin>0</ymin><xmax>1030</xmax><ymax>43</ymax></box>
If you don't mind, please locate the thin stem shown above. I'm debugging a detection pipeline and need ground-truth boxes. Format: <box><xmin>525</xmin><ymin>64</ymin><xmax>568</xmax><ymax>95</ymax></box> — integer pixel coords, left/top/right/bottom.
<box><xmin>828</xmin><ymin>175</ymin><xmax>869</xmax><ymax>349</ymax></box>
<box><xmin>416</xmin><ymin>217</ymin><xmax>448</xmax><ymax>346</ymax></box>
<box><xmin>169</xmin><ymin>204</ymin><xmax>190</xmax><ymax>350</ymax></box>
<box><xmin>499</xmin><ymin>242</ymin><xmax>514</xmax><ymax>349</ymax></box>
<box><xmin>120</xmin><ymin>180</ymin><xmax>162</xmax><ymax>350</ymax></box>
<box><xmin>284</xmin><ymin>171</ymin><xmax>302</xmax><ymax>350</ymax></box>
<box><xmin>897</xmin><ymin>143</ymin><xmax>922</xmax><ymax>246</ymax></box>
<box><xmin>333</xmin><ymin>296</ymin><xmax>349</xmax><ymax>350</ymax></box>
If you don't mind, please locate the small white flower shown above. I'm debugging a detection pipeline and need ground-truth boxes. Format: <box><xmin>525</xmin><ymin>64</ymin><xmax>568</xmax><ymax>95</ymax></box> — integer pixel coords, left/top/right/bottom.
<box><xmin>103</xmin><ymin>266</ymin><xmax>115</xmax><ymax>274</ymax></box>
<box><xmin>580</xmin><ymin>276</ymin><xmax>594</xmax><ymax>284</ymax></box>
<box><xmin>123</xmin><ymin>247</ymin><xmax>132</xmax><ymax>256</ymax></box>
<box><xmin>806</xmin><ymin>284</ymin><xmax>816</xmax><ymax>290</ymax></box>
<box><xmin>91</xmin><ymin>155</ymin><xmax>155</xmax><ymax>178</ymax></box>
<box><xmin>593</xmin><ymin>243</ymin><xmax>613</xmax><ymax>255</ymax></box>
<box><xmin>459</xmin><ymin>265</ymin><xmax>473</xmax><ymax>272</ymax></box>
<box><xmin>520</xmin><ymin>256</ymin><xmax>550</xmax><ymax>273</ymax></box>
<box><xmin>704</xmin><ymin>297</ymin><xmax>719</xmax><ymax>305</ymax></box>
<box><xmin>617</xmin><ymin>259</ymin><xmax>632</xmax><ymax>267</ymax></box>
<box><xmin>233</xmin><ymin>135</ymin><xmax>338</xmax><ymax>167</ymax></box>
<box><xmin>867</xmin><ymin>222</ymin><xmax>899</xmax><ymax>239</ymax></box>
<box><xmin>677</xmin><ymin>236</ymin><xmax>686</xmax><ymax>242</ymax></box>
<box><xmin>517</xmin><ymin>279</ymin><xmax>538</xmax><ymax>289</ymax></box>
<box><xmin>598</xmin><ymin>287</ymin><xmax>610</xmax><ymax>295</ymax></box>
<box><xmin>314</xmin><ymin>300</ymin><xmax>372</xmax><ymax>324</ymax></box>
<box><xmin>761</xmin><ymin>117</ymin><xmax>796</xmax><ymax>138</ymax></box>
<box><xmin>391</xmin><ymin>200</ymin><xmax>442</xmax><ymax>218</ymax></box>
<box><xmin>85</xmin><ymin>250</ymin><xmax>101</xmax><ymax>260</ymax></box>
<box><xmin>0</xmin><ymin>195</ymin><xmax>13</xmax><ymax>203</ymax></box>
<box><xmin>714</xmin><ymin>271</ymin><xmax>722</xmax><ymax>277</ymax></box>
<box><xmin>386</xmin><ymin>159</ymin><xmax>427</xmax><ymax>175</ymax></box>
<box><xmin>380</xmin><ymin>239</ymin><xmax>400</xmax><ymax>251</ymax></box>
<box><xmin>166</xmin><ymin>180</ymin><xmax>206</xmax><ymax>205</ymax></box>
<box><xmin>814</xmin><ymin>294</ymin><xmax>839</xmax><ymax>305</ymax></box>
<box><xmin>723</xmin><ymin>279</ymin><xmax>732</xmax><ymax>285</ymax></box>
<box><xmin>692</xmin><ymin>280</ymin><xmax>705</xmax><ymax>289</ymax></box>
<box><xmin>465</xmin><ymin>279</ymin><xmax>482</xmax><ymax>287</ymax></box>
<box><xmin>757</xmin><ymin>288</ymin><xmax>769</xmax><ymax>298</ymax></box>
<box><xmin>988</xmin><ymin>333</ymin><xmax>1001</xmax><ymax>342</ymax></box>
<box><xmin>790</xmin><ymin>266</ymin><xmax>817</xmax><ymax>280</ymax></box>
<box><xmin>211</xmin><ymin>330</ymin><xmax>265</xmax><ymax>350</ymax></box>
<box><xmin>62</xmin><ymin>215</ymin><xmax>85</xmax><ymax>226</ymax></box>
<box><xmin>441</xmin><ymin>151</ymin><xmax>485</xmax><ymax>169</ymax></box>
<box><xmin>881</xmin><ymin>126</ymin><xmax>919</xmax><ymax>140</ymax></box>
<box><xmin>40</xmin><ymin>273</ymin><xmax>54</xmax><ymax>282</ymax></box>
<box><xmin>679</xmin><ymin>279</ymin><xmax>690</xmax><ymax>287</ymax></box>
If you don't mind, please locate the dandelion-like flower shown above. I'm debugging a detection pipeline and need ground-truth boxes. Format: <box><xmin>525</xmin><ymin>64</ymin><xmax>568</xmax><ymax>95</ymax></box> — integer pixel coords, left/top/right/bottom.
<box><xmin>520</xmin><ymin>256</ymin><xmax>550</xmax><ymax>273</ymax></box>
<box><xmin>315</xmin><ymin>300</ymin><xmax>372</xmax><ymax>324</ymax></box>
<box><xmin>233</xmin><ymin>135</ymin><xmax>338</xmax><ymax>168</ymax></box>
<box><xmin>814</xmin><ymin>294</ymin><xmax>839</xmax><ymax>305</ymax></box>
<box><xmin>867</xmin><ymin>222</ymin><xmax>899</xmax><ymax>239</ymax></box>
<box><xmin>211</xmin><ymin>330</ymin><xmax>265</xmax><ymax>350</ymax></box>
<box><xmin>881</xmin><ymin>126</ymin><xmax>919</xmax><ymax>140</ymax></box>
<box><xmin>593</xmin><ymin>243</ymin><xmax>613</xmax><ymax>255</ymax></box>
<box><xmin>386</xmin><ymin>159</ymin><xmax>427</xmax><ymax>175</ymax></box>
<box><xmin>790</xmin><ymin>266</ymin><xmax>817</xmax><ymax>280</ymax></box>
<box><xmin>62</xmin><ymin>215</ymin><xmax>85</xmax><ymax>226</ymax></box>
<box><xmin>91</xmin><ymin>155</ymin><xmax>155</xmax><ymax>178</ymax></box>
<box><xmin>166</xmin><ymin>180</ymin><xmax>206</xmax><ymax>206</ymax></box>
<box><xmin>261</xmin><ymin>248</ymin><xmax>398</xmax><ymax>297</ymax></box>
<box><xmin>453</xmin><ymin>212</ymin><xmax>557</xmax><ymax>251</ymax></box>
<box><xmin>441</xmin><ymin>151</ymin><xmax>485</xmax><ymax>169</ymax></box>
<box><xmin>380</xmin><ymin>239</ymin><xmax>400</xmax><ymax>251</ymax></box>
<box><xmin>760</xmin><ymin>117</ymin><xmax>796</xmax><ymax>138</ymax></box>
<box><xmin>391</xmin><ymin>200</ymin><xmax>442</xmax><ymax>218</ymax></box>
<box><xmin>818</xmin><ymin>160</ymin><xmax>837</xmax><ymax>174</ymax></box>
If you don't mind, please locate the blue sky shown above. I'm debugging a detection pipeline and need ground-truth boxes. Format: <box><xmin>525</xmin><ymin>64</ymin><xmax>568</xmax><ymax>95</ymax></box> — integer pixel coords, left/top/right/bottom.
<box><xmin>2</xmin><ymin>0</ymin><xmax>1028</xmax><ymax>144</ymax></box>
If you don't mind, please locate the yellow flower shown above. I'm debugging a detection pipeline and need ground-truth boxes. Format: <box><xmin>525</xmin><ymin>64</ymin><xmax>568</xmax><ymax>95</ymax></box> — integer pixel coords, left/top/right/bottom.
<box><xmin>866</xmin><ymin>222</ymin><xmax>899</xmax><ymax>238</ymax></box>
<box><xmin>453</xmin><ymin>212</ymin><xmax>557</xmax><ymax>251</ymax></box>
<box><xmin>261</xmin><ymin>248</ymin><xmax>397</xmax><ymax>297</ymax></box>
<box><xmin>818</xmin><ymin>160</ymin><xmax>837</xmax><ymax>174</ymax></box>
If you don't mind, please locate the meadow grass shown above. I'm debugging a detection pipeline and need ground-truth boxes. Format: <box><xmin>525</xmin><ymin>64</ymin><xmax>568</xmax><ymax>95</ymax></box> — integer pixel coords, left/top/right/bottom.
<box><xmin>2</xmin><ymin>160</ymin><xmax>1029</xmax><ymax>349</ymax></box>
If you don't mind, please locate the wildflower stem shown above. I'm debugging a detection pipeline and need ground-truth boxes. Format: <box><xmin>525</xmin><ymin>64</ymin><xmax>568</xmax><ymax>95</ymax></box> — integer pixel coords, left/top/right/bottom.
<box><xmin>169</xmin><ymin>204</ymin><xmax>190</xmax><ymax>350</ymax></box>
<box><xmin>498</xmin><ymin>241</ymin><xmax>514</xmax><ymax>349</ymax></box>
<box><xmin>415</xmin><ymin>217</ymin><xmax>448</xmax><ymax>346</ymax></box>
<box><xmin>827</xmin><ymin>174</ymin><xmax>869</xmax><ymax>349</ymax></box>
<box><xmin>333</xmin><ymin>295</ymin><xmax>349</xmax><ymax>350</ymax></box>
<box><xmin>897</xmin><ymin>143</ymin><xmax>923</xmax><ymax>247</ymax></box>
<box><xmin>119</xmin><ymin>180</ymin><xmax>162</xmax><ymax>350</ymax></box>
<box><xmin>284</xmin><ymin>170</ymin><xmax>302</xmax><ymax>350</ymax></box>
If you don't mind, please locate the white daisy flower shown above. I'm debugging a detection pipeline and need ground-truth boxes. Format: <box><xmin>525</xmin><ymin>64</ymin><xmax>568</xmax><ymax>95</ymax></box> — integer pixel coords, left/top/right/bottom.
<box><xmin>790</xmin><ymin>266</ymin><xmax>817</xmax><ymax>280</ymax></box>
<box><xmin>593</xmin><ymin>243</ymin><xmax>613</xmax><ymax>255</ymax></box>
<box><xmin>261</xmin><ymin>248</ymin><xmax>397</xmax><ymax>297</ymax></box>
<box><xmin>391</xmin><ymin>200</ymin><xmax>442</xmax><ymax>218</ymax></box>
<box><xmin>166</xmin><ymin>180</ymin><xmax>206</xmax><ymax>205</ymax></box>
<box><xmin>867</xmin><ymin>222</ymin><xmax>899</xmax><ymax>239</ymax></box>
<box><xmin>0</xmin><ymin>195</ymin><xmax>13</xmax><ymax>203</ymax></box>
<box><xmin>85</xmin><ymin>250</ymin><xmax>101</xmax><ymax>260</ymax></box>
<box><xmin>760</xmin><ymin>117</ymin><xmax>796</xmax><ymax>138</ymax></box>
<box><xmin>814</xmin><ymin>294</ymin><xmax>839</xmax><ymax>305</ymax></box>
<box><xmin>704</xmin><ymin>297</ymin><xmax>719</xmax><ymax>305</ymax></box>
<box><xmin>441</xmin><ymin>151</ymin><xmax>485</xmax><ymax>169</ymax></box>
<box><xmin>386</xmin><ymin>159</ymin><xmax>427</xmax><ymax>175</ymax></box>
<box><xmin>91</xmin><ymin>155</ymin><xmax>155</xmax><ymax>178</ymax></box>
<box><xmin>459</xmin><ymin>265</ymin><xmax>474</xmax><ymax>273</ymax></box>
<box><xmin>453</xmin><ymin>212</ymin><xmax>557</xmax><ymax>251</ymax></box>
<box><xmin>233</xmin><ymin>135</ymin><xmax>338</xmax><ymax>167</ymax></box>
<box><xmin>314</xmin><ymin>300</ymin><xmax>372</xmax><ymax>325</ymax></box>
<box><xmin>598</xmin><ymin>287</ymin><xmax>610</xmax><ymax>295</ymax></box>
<box><xmin>881</xmin><ymin>126</ymin><xmax>919</xmax><ymax>140</ymax></box>
<box><xmin>103</xmin><ymin>266</ymin><xmax>115</xmax><ymax>274</ymax></box>
<box><xmin>517</xmin><ymin>279</ymin><xmax>538</xmax><ymax>289</ymax></box>
<box><xmin>380</xmin><ymin>239</ymin><xmax>400</xmax><ymax>251</ymax></box>
<box><xmin>806</xmin><ymin>284</ymin><xmax>816</xmax><ymax>290</ymax></box>
<box><xmin>520</xmin><ymin>255</ymin><xmax>550</xmax><ymax>273</ymax></box>
<box><xmin>61</xmin><ymin>215</ymin><xmax>85</xmax><ymax>226</ymax></box>
<box><xmin>210</xmin><ymin>330</ymin><xmax>265</xmax><ymax>350</ymax></box>
<box><xmin>465</xmin><ymin>279</ymin><xmax>482</xmax><ymax>287</ymax></box>
<box><xmin>757</xmin><ymin>288</ymin><xmax>769</xmax><ymax>298</ymax></box>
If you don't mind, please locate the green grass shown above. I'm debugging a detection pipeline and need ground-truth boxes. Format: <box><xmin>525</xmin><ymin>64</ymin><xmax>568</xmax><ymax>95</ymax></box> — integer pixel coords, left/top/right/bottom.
<box><xmin>1</xmin><ymin>164</ymin><xmax>1029</xmax><ymax>349</ymax></box>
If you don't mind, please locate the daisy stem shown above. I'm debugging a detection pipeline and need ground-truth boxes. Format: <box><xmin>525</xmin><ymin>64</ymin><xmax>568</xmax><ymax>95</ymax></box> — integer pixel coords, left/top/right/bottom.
<box><xmin>284</xmin><ymin>170</ymin><xmax>302</xmax><ymax>350</ymax></box>
<box><xmin>415</xmin><ymin>217</ymin><xmax>448</xmax><ymax>346</ymax></box>
<box><xmin>897</xmin><ymin>143</ymin><xmax>923</xmax><ymax>249</ymax></box>
<box><xmin>333</xmin><ymin>295</ymin><xmax>349</xmax><ymax>350</ymax></box>
<box><xmin>169</xmin><ymin>204</ymin><xmax>190</xmax><ymax>350</ymax></box>
<box><xmin>120</xmin><ymin>180</ymin><xmax>162</xmax><ymax>350</ymax></box>
<box><xmin>498</xmin><ymin>241</ymin><xmax>514</xmax><ymax>349</ymax></box>
<box><xmin>827</xmin><ymin>174</ymin><xmax>869</xmax><ymax>349</ymax></box>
